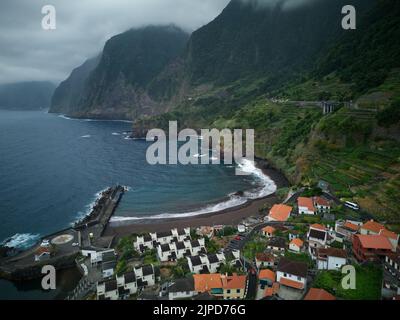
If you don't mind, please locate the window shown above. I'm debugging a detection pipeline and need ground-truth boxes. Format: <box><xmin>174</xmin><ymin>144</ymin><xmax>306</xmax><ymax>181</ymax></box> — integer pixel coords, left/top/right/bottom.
<box><xmin>236</xmin><ymin>289</ymin><xmax>240</xmax><ymax>293</ymax></box>
<box><xmin>284</xmin><ymin>273</ymin><xmax>287</xmax><ymax>277</ymax></box>
<box><xmin>297</xmin><ymin>276</ymin><xmax>301</xmax><ymax>281</ymax></box>
<box><xmin>227</xmin><ymin>289</ymin><xmax>231</xmax><ymax>294</ymax></box>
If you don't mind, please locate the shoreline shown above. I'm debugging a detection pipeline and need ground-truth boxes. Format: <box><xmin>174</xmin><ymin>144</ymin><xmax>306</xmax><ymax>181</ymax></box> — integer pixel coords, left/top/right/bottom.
<box><xmin>104</xmin><ymin>159</ymin><xmax>289</xmax><ymax>237</ymax></box>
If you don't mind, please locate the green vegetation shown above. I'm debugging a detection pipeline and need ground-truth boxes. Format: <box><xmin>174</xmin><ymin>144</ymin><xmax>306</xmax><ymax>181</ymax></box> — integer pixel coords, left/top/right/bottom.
<box><xmin>142</xmin><ymin>249</ymin><xmax>159</xmax><ymax>266</ymax></box>
<box><xmin>242</xmin><ymin>236</ymin><xmax>266</xmax><ymax>260</ymax></box>
<box><xmin>284</xmin><ymin>251</ymin><xmax>313</xmax><ymax>268</ymax></box>
<box><xmin>205</xmin><ymin>237</ymin><xmax>222</xmax><ymax>254</ymax></box>
<box><xmin>216</xmin><ymin>226</ymin><xmax>237</xmax><ymax>238</ymax></box>
<box><xmin>171</xmin><ymin>258</ymin><xmax>189</xmax><ymax>279</ymax></box>
<box><xmin>313</xmin><ymin>264</ymin><xmax>383</xmax><ymax>300</ymax></box>
<box><xmin>116</xmin><ymin>235</ymin><xmax>139</xmax><ymax>261</ymax></box>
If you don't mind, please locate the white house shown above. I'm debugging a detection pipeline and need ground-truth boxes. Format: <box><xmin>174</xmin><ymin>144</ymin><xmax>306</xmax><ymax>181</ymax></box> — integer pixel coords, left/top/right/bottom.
<box><xmin>134</xmin><ymin>234</ymin><xmax>154</xmax><ymax>252</ymax></box>
<box><xmin>313</xmin><ymin>196</ymin><xmax>331</xmax><ymax>214</ymax></box>
<box><xmin>134</xmin><ymin>264</ymin><xmax>158</xmax><ymax>287</ymax></box>
<box><xmin>168</xmin><ymin>277</ymin><xmax>196</xmax><ymax>300</ymax></box>
<box><xmin>187</xmin><ymin>255</ymin><xmax>209</xmax><ymax>274</ymax></box>
<box><xmin>207</xmin><ymin>252</ymin><xmax>226</xmax><ymax>273</ymax></box>
<box><xmin>116</xmin><ymin>272</ymin><xmax>138</xmax><ymax>298</ymax></box>
<box><xmin>316</xmin><ymin>248</ymin><xmax>347</xmax><ymax>271</ymax></box>
<box><xmin>289</xmin><ymin>238</ymin><xmax>304</xmax><ymax>253</ymax></box>
<box><xmin>157</xmin><ymin>238</ymin><xmax>206</xmax><ymax>262</ymax></box>
<box><xmin>97</xmin><ymin>279</ymin><xmax>119</xmax><ymax>300</ymax></box>
<box><xmin>81</xmin><ymin>249</ymin><xmax>116</xmax><ymax>266</ymax></box>
<box><xmin>298</xmin><ymin>197</ymin><xmax>316</xmax><ymax>215</ymax></box>
<box><xmin>255</xmin><ymin>253</ymin><xmax>275</xmax><ymax>269</ymax></box>
<box><xmin>307</xmin><ymin>224</ymin><xmax>328</xmax><ymax>258</ymax></box>
<box><xmin>276</xmin><ymin>258</ymin><xmax>308</xmax><ymax>291</ymax></box>
<box><xmin>134</xmin><ymin>228</ymin><xmax>191</xmax><ymax>253</ymax></box>
<box><xmin>267</xmin><ymin>237</ymin><xmax>287</xmax><ymax>253</ymax></box>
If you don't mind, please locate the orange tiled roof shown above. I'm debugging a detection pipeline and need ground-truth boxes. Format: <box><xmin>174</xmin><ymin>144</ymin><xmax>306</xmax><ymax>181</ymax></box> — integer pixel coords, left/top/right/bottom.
<box><xmin>221</xmin><ymin>274</ymin><xmax>247</xmax><ymax>290</ymax></box>
<box><xmin>313</xmin><ymin>196</ymin><xmax>330</xmax><ymax>207</ymax></box>
<box><xmin>269</xmin><ymin>204</ymin><xmax>292</xmax><ymax>221</ymax></box>
<box><xmin>380</xmin><ymin>229</ymin><xmax>398</xmax><ymax>240</ymax></box>
<box><xmin>194</xmin><ymin>274</ymin><xmax>222</xmax><ymax>292</ymax></box>
<box><xmin>344</xmin><ymin>221</ymin><xmax>360</xmax><ymax>232</ymax></box>
<box><xmin>290</xmin><ymin>238</ymin><xmax>304</xmax><ymax>248</ymax></box>
<box><xmin>264</xmin><ymin>282</ymin><xmax>280</xmax><ymax>297</ymax></box>
<box><xmin>304</xmin><ymin>288</ymin><xmax>336</xmax><ymax>300</ymax></box>
<box><xmin>356</xmin><ymin>234</ymin><xmax>393</xmax><ymax>250</ymax></box>
<box><xmin>262</xmin><ymin>226</ymin><xmax>276</xmax><ymax>234</ymax></box>
<box><xmin>361</xmin><ymin>220</ymin><xmax>386</xmax><ymax>234</ymax></box>
<box><xmin>279</xmin><ymin>277</ymin><xmax>304</xmax><ymax>290</ymax></box>
<box><xmin>310</xmin><ymin>223</ymin><xmax>326</xmax><ymax>231</ymax></box>
<box><xmin>259</xmin><ymin>269</ymin><xmax>275</xmax><ymax>282</ymax></box>
<box><xmin>298</xmin><ymin>197</ymin><xmax>315</xmax><ymax>211</ymax></box>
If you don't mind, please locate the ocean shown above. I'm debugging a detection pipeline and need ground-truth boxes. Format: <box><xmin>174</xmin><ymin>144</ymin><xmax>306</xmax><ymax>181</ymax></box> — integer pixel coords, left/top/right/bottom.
<box><xmin>0</xmin><ymin>110</ymin><xmax>276</xmax><ymax>299</ymax></box>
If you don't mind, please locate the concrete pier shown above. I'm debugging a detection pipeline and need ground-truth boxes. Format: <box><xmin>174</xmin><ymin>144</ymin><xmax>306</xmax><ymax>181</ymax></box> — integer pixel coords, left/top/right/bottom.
<box><xmin>0</xmin><ymin>185</ymin><xmax>125</xmax><ymax>281</ymax></box>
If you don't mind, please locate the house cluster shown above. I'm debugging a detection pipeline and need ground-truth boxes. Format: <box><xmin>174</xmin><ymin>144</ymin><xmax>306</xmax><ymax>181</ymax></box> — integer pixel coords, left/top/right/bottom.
<box><xmin>133</xmin><ymin>227</ymin><xmax>208</xmax><ymax>263</ymax></box>
<box><xmin>187</xmin><ymin>250</ymin><xmax>241</xmax><ymax>274</ymax></box>
<box><xmin>265</xmin><ymin>196</ymin><xmax>331</xmax><ymax>222</ymax></box>
<box><xmin>96</xmin><ymin>264</ymin><xmax>160</xmax><ymax>300</ymax></box>
<box><xmin>81</xmin><ymin>248</ymin><xmax>118</xmax><ymax>279</ymax></box>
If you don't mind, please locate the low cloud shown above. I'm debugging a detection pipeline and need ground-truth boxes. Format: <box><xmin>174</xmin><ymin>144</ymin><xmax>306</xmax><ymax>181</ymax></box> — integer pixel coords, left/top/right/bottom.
<box><xmin>0</xmin><ymin>0</ymin><xmax>230</xmax><ymax>85</ymax></box>
<box><xmin>240</xmin><ymin>0</ymin><xmax>319</xmax><ymax>10</ymax></box>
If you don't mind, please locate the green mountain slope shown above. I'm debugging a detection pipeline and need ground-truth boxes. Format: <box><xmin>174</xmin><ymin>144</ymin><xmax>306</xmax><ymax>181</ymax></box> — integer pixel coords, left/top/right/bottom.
<box><xmin>50</xmin><ymin>25</ymin><xmax>189</xmax><ymax>119</ymax></box>
<box><xmin>133</xmin><ymin>0</ymin><xmax>400</xmax><ymax>222</ymax></box>
<box><xmin>50</xmin><ymin>55</ymin><xmax>100</xmax><ymax>114</ymax></box>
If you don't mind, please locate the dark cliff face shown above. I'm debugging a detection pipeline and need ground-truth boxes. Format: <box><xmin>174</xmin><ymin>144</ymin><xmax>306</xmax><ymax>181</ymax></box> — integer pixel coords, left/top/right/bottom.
<box><xmin>49</xmin><ymin>55</ymin><xmax>100</xmax><ymax>115</ymax></box>
<box><xmin>54</xmin><ymin>25</ymin><xmax>189</xmax><ymax>120</ymax></box>
<box><xmin>0</xmin><ymin>81</ymin><xmax>55</xmax><ymax>110</ymax></box>
<box><xmin>183</xmin><ymin>0</ymin><xmax>375</xmax><ymax>87</ymax></box>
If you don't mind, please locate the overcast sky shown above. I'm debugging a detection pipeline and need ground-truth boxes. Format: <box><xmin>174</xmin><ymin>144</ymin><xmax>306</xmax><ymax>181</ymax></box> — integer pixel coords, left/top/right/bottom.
<box><xmin>0</xmin><ymin>0</ymin><xmax>230</xmax><ymax>85</ymax></box>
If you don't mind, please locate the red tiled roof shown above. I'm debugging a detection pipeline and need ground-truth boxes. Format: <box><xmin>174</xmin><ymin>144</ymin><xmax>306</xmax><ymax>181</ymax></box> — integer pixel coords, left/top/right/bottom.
<box><xmin>298</xmin><ymin>197</ymin><xmax>315</xmax><ymax>211</ymax></box>
<box><xmin>380</xmin><ymin>229</ymin><xmax>398</xmax><ymax>240</ymax></box>
<box><xmin>313</xmin><ymin>196</ymin><xmax>330</xmax><ymax>207</ymax></box>
<box><xmin>356</xmin><ymin>234</ymin><xmax>393</xmax><ymax>250</ymax></box>
<box><xmin>361</xmin><ymin>220</ymin><xmax>386</xmax><ymax>234</ymax></box>
<box><xmin>310</xmin><ymin>223</ymin><xmax>326</xmax><ymax>231</ymax></box>
<box><xmin>269</xmin><ymin>204</ymin><xmax>292</xmax><ymax>222</ymax></box>
<box><xmin>304</xmin><ymin>288</ymin><xmax>336</xmax><ymax>300</ymax></box>
<box><xmin>317</xmin><ymin>247</ymin><xmax>347</xmax><ymax>259</ymax></box>
<box><xmin>194</xmin><ymin>274</ymin><xmax>222</xmax><ymax>292</ymax></box>
<box><xmin>344</xmin><ymin>221</ymin><xmax>360</xmax><ymax>232</ymax></box>
<box><xmin>259</xmin><ymin>269</ymin><xmax>275</xmax><ymax>282</ymax></box>
<box><xmin>262</xmin><ymin>226</ymin><xmax>276</xmax><ymax>234</ymax></box>
<box><xmin>221</xmin><ymin>274</ymin><xmax>247</xmax><ymax>290</ymax></box>
<box><xmin>290</xmin><ymin>238</ymin><xmax>304</xmax><ymax>248</ymax></box>
<box><xmin>279</xmin><ymin>277</ymin><xmax>304</xmax><ymax>290</ymax></box>
<box><xmin>264</xmin><ymin>282</ymin><xmax>280</xmax><ymax>297</ymax></box>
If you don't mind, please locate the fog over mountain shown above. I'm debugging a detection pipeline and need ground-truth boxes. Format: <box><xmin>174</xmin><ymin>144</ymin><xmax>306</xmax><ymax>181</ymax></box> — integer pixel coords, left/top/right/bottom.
<box><xmin>0</xmin><ymin>0</ymin><xmax>229</xmax><ymax>85</ymax></box>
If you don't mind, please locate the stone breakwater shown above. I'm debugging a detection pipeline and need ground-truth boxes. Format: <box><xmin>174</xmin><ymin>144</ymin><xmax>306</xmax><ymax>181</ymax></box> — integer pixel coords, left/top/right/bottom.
<box><xmin>0</xmin><ymin>185</ymin><xmax>125</xmax><ymax>281</ymax></box>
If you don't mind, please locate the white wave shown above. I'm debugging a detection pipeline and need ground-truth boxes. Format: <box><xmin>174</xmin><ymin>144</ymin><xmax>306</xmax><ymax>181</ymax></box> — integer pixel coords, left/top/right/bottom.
<box><xmin>110</xmin><ymin>159</ymin><xmax>277</xmax><ymax>223</ymax></box>
<box><xmin>110</xmin><ymin>195</ymin><xmax>247</xmax><ymax>222</ymax></box>
<box><xmin>57</xmin><ymin>114</ymin><xmax>131</xmax><ymax>123</ymax></box>
<box><xmin>112</xmin><ymin>132</ymin><xmax>121</xmax><ymax>136</ymax></box>
<box><xmin>73</xmin><ymin>187</ymin><xmax>109</xmax><ymax>224</ymax></box>
<box><xmin>80</xmin><ymin>135</ymin><xmax>91</xmax><ymax>138</ymax></box>
<box><xmin>237</xmin><ymin>159</ymin><xmax>277</xmax><ymax>199</ymax></box>
<box><xmin>1</xmin><ymin>233</ymin><xmax>40</xmax><ymax>249</ymax></box>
